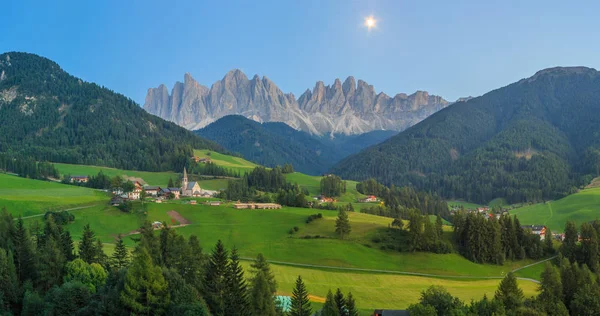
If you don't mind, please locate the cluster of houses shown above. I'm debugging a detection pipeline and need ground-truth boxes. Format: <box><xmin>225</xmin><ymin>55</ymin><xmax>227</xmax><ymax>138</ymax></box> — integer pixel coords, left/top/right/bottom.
<box><xmin>191</xmin><ymin>156</ymin><xmax>211</xmax><ymax>164</ymax></box>
<box><xmin>233</xmin><ymin>202</ymin><xmax>282</xmax><ymax>209</ymax></box>
<box><xmin>313</xmin><ymin>195</ymin><xmax>336</xmax><ymax>203</ymax></box>
<box><xmin>69</xmin><ymin>175</ymin><xmax>89</xmax><ymax>183</ymax></box>
<box><xmin>358</xmin><ymin>195</ymin><xmax>378</xmax><ymax>203</ymax></box>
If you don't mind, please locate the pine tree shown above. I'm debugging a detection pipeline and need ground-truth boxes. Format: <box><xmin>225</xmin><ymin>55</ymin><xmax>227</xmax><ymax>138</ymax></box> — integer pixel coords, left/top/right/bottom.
<box><xmin>250</xmin><ymin>253</ymin><xmax>277</xmax><ymax>294</ymax></box>
<box><xmin>95</xmin><ymin>239</ymin><xmax>108</xmax><ymax>267</ymax></box>
<box><xmin>560</xmin><ymin>221</ymin><xmax>578</xmax><ymax>263</ymax></box>
<box><xmin>0</xmin><ymin>249</ymin><xmax>18</xmax><ymax>307</ymax></box>
<box><xmin>203</xmin><ymin>240</ymin><xmax>229</xmax><ymax>315</ymax></box>
<box><xmin>320</xmin><ymin>290</ymin><xmax>339</xmax><ymax>316</ymax></box>
<box><xmin>184</xmin><ymin>235</ymin><xmax>204</xmax><ymax>291</ymax></box>
<box><xmin>139</xmin><ymin>221</ymin><xmax>161</xmax><ymax>265</ymax></box>
<box><xmin>225</xmin><ymin>247</ymin><xmax>250</xmax><ymax>316</ymax></box>
<box><xmin>346</xmin><ymin>292</ymin><xmax>358</xmax><ymax>316</ymax></box>
<box><xmin>0</xmin><ymin>208</ymin><xmax>15</xmax><ymax>252</ymax></box>
<box><xmin>537</xmin><ymin>262</ymin><xmax>567</xmax><ymax>315</ymax></box>
<box><xmin>335</xmin><ymin>208</ymin><xmax>351</xmax><ymax>239</ymax></box>
<box><xmin>249</xmin><ymin>269</ymin><xmax>277</xmax><ymax>316</ymax></box>
<box><xmin>333</xmin><ymin>288</ymin><xmax>346</xmax><ymax>316</ymax></box>
<box><xmin>120</xmin><ymin>246</ymin><xmax>170</xmax><ymax>315</ymax></box>
<box><xmin>13</xmin><ymin>217</ymin><xmax>35</xmax><ymax>283</ymax></box>
<box><xmin>79</xmin><ymin>224</ymin><xmax>97</xmax><ymax>264</ymax></box>
<box><xmin>168</xmin><ymin>177</ymin><xmax>174</xmax><ymax>188</ymax></box>
<box><xmin>580</xmin><ymin>222</ymin><xmax>599</xmax><ymax>271</ymax></box>
<box><xmin>37</xmin><ymin>236</ymin><xmax>66</xmax><ymax>290</ymax></box>
<box><xmin>544</xmin><ymin>227</ymin><xmax>554</xmax><ymax>255</ymax></box>
<box><xmin>61</xmin><ymin>230</ymin><xmax>76</xmax><ymax>261</ymax></box>
<box><xmin>111</xmin><ymin>235</ymin><xmax>129</xmax><ymax>270</ymax></box>
<box><xmin>494</xmin><ymin>272</ymin><xmax>523</xmax><ymax>311</ymax></box>
<box><xmin>290</xmin><ymin>275</ymin><xmax>312</xmax><ymax>316</ymax></box>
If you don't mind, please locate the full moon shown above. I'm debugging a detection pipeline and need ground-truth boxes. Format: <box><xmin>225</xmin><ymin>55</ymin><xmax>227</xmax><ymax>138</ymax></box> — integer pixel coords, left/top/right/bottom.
<box><xmin>365</xmin><ymin>16</ymin><xmax>376</xmax><ymax>30</ymax></box>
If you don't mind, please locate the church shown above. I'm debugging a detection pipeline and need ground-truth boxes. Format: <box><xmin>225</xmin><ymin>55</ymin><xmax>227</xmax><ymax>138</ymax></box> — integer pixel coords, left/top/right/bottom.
<box><xmin>181</xmin><ymin>167</ymin><xmax>201</xmax><ymax>196</ymax></box>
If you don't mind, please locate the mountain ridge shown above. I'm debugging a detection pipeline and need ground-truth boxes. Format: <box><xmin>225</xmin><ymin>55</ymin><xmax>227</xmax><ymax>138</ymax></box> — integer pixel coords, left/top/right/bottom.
<box><xmin>144</xmin><ymin>70</ymin><xmax>449</xmax><ymax>135</ymax></box>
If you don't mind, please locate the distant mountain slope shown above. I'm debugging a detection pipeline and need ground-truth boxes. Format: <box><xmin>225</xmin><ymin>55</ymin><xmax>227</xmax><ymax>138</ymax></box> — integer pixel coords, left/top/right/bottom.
<box><xmin>331</xmin><ymin>67</ymin><xmax>600</xmax><ymax>204</ymax></box>
<box><xmin>0</xmin><ymin>52</ymin><xmax>221</xmax><ymax>171</ymax></box>
<box><xmin>316</xmin><ymin>130</ymin><xmax>398</xmax><ymax>158</ymax></box>
<box><xmin>145</xmin><ymin>70</ymin><xmax>449</xmax><ymax>135</ymax></box>
<box><xmin>195</xmin><ymin>115</ymin><xmax>396</xmax><ymax>175</ymax></box>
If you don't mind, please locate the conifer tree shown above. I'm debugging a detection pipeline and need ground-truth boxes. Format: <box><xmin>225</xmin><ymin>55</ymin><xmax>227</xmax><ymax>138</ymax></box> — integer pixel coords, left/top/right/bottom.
<box><xmin>335</xmin><ymin>208</ymin><xmax>351</xmax><ymax>239</ymax></box>
<box><xmin>249</xmin><ymin>269</ymin><xmax>277</xmax><ymax>316</ymax></box>
<box><xmin>346</xmin><ymin>292</ymin><xmax>358</xmax><ymax>316</ymax></box>
<box><xmin>61</xmin><ymin>230</ymin><xmax>76</xmax><ymax>261</ymax></box>
<box><xmin>225</xmin><ymin>247</ymin><xmax>250</xmax><ymax>316</ymax></box>
<box><xmin>111</xmin><ymin>235</ymin><xmax>129</xmax><ymax>270</ymax></box>
<box><xmin>544</xmin><ymin>227</ymin><xmax>554</xmax><ymax>255</ymax></box>
<box><xmin>320</xmin><ymin>290</ymin><xmax>339</xmax><ymax>316</ymax></box>
<box><xmin>139</xmin><ymin>221</ymin><xmax>161</xmax><ymax>265</ymax></box>
<box><xmin>95</xmin><ymin>239</ymin><xmax>108</xmax><ymax>267</ymax></box>
<box><xmin>494</xmin><ymin>272</ymin><xmax>523</xmax><ymax>312</ymax></box>
<box><xmin>0</xmin><ymin>208</ymin><xmax>15</xmax><ymax>252</ymax></box>
<box><xmin>333</xmin><ymin>288</ymin><xmax>346</xmax><ymax>316</ymax></box>
<box><xmin>537</xmin><ymin>262</ymin><xmax>567</xmax><ymax>315</ymax></box>
<box><xmin>435</xmin><ymin>214</ymin><xmax>444</xmax><ymax>237</ymax></box>
<box><xmin>13</xmin><ymin>217</ymin><xmax>35</xmax><ymax>282</ymax></box>
<box><xmin>250</xmin><ymin>253</ymin><xmax>277</xmax><ymax>294</ymax></box>
<box><xmin>167</xmin><ymin>177</ymin><xmax>174</xmax><ymax>188</ymax></box>
<box><xmin>79</xmin><ymin>224</ymin><xmax>97</xmax><ymax>264</ymax></box>
<box><xmin>560</xmin><ymin>221</ymin><xmax>578</xmax><ymax>263</ymax></box>
<box><xmin>0</xmin><ymin>249</ymin><xmax>18</xmax><ymax>307</ymax></box>
<box><xmin>580</xmin><ymin>222</ymin><xmax>599</xmax><ymax>271</ymax></box>
<box><xmin>37</xmin><ymin>236</ymin><xmax>66</xmax><ymax>290</ymax></box>
<box><xmin>204</xmin><ymin>240</ymin><xmax>229</xmax><ymax>315</ymax></box>
<box><xmin>120</xmin><ymin>246</ymin><xmax>170</xmax><ymax>315</ymax></box>
<box><xmin>184</xmin><ymin>235</ymin><xmax>204</xmax><ymax>291</ymax></box>
<box><xmin>290</xmin><ymin>275</ymin><xmax>312</xmax><ymax>316</ymax></box>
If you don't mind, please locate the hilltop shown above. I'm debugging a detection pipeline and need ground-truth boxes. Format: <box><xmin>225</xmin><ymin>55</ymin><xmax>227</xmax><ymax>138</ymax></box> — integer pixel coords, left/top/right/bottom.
<box><xmin>0</xmin><ymin>52</ymin><xmax>222</xmax><ymax>172</ymax></box>
<box><xmin>332</xmin><ymin>67</ymin><xmax>600</xmax><ymax>204</ymax></box>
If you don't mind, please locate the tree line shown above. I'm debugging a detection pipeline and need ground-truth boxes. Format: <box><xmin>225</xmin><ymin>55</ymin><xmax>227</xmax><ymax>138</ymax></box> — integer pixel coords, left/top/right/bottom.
<box><xmin>0</xmin><ymin>154</ymin><xmax>59</xmax><ymax>180</ymax></box>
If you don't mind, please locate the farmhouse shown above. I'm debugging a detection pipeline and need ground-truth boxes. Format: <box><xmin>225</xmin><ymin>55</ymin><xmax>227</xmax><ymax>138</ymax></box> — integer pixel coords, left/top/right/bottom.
<box><xmin>521</xmin><ymin>225</ymin><xmax>547</xmax><ymax>240</ymax></box>
<box><xmin>206</xmin><ymin>201</ymin><xmax>221</xmax><ymax>206</ymax></box>
<box><xmin>70</xmin><ymin>175</ymin><xmax>89</xmax><ymax>183</ymax></box>
<box><xmin>314</xmin><ymin>195</ymin><xmax>335</xmax><ymax>203</ymax></box>
<box><xmin>160</xmin><ymin>187</ymin><xmax>181</xmax><ymax>199</ymax></box>
<box><xmin>191</xmin><ymin>156</ymin><xmax>211</xmax><ymax>163</ymax></box>
<box><xmin>143</xmin><ymin>186</ymin><xmax>161</xmax><ymax>196</ymax></box>
<box><xmin>359</xmin><ymin>195</ymin><xmax>378</xmax><ymax>203</ymax></box>
<box><xmin>234</xmin><ymin>203</ymin><xmax>282</xmax><ymax>209</ymax></box>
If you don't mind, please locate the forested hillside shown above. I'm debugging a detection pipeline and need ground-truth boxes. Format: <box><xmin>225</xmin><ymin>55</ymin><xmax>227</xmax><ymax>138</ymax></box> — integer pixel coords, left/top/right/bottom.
<box><xmin>332</xmin><ymin>67</ymin><xmax>600</xmax><ymax>204</ymax></box>
<box><xmin>0</xmin><ymin>52</ymin><xmax>222</xmax><ymax>171</ymax></box>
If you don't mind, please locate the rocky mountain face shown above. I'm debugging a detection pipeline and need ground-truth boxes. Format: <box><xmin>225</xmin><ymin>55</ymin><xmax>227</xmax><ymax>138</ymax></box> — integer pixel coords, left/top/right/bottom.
<box><xmin>144</xmin><ymin>70</ymin><xmax>449</xmax><ymax>135</ymax></box>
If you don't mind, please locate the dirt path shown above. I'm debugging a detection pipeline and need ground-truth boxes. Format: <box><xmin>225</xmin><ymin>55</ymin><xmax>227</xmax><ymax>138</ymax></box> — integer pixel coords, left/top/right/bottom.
<box><xmin>167</xmin><ymin>210</ymin><xmax>191</xmax><ymax>225</ymax></box>
<box><xmin>16</xmin><ymin>204</ymin><xmax>102</xmax><ymax>220</ymax></box>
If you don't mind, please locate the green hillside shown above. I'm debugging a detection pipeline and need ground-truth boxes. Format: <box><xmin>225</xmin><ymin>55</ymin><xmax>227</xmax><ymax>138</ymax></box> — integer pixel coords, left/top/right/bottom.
<box><xmin>510</xmin><ymin>187</ymin><xmax>600</xmax><ymax>232</ymax></box>
<box><xmin>193</xmin><ymin>149</ymin><xmax>258</xmax><ymax>174</ymax></box>
<box><xmin>332</xmin><ymin>67</ymin><xmax>600</xmax><ymax>205</ymax></box>
<box><xmin>0</xmin><ymin>173</ymin><xmax>108</xmax><ymax>217</ymax></box>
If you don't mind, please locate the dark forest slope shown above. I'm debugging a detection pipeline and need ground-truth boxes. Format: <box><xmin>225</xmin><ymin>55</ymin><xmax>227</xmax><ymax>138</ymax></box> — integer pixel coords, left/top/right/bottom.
<box><xmin>0</xmin><ymin>52</ymin><xmax>221</xmax><ymax>171</ymax></box>
<box><xmin>332</xmin><ymin>67</ymin><xmax>600</xmax><ymax>204</ymax></box>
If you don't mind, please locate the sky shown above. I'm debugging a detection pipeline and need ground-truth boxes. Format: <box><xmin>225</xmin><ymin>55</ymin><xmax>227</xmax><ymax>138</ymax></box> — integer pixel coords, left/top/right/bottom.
<box><xmin>2</xmin><ymin>0</ymin><xmax>600</xmax><ymax>103</ymax></box>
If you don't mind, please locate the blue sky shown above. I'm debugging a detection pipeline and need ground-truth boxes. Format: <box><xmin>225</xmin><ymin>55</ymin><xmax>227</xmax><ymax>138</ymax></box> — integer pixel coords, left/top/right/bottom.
<box><xmin>1</xmin><ymin>0</ymin><xmax>599</xmax><ymax>103</ymax></box>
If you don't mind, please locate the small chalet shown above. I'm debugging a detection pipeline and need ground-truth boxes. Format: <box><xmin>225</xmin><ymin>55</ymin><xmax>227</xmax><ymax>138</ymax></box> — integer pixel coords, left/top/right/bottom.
<box><xmin>521</xmin><ymin>225</ymin><xmax>547</xmax><ymax>240</ymax></box>
<box><xmin>143</xmin><ymin>186</ymin><xmax>161</xmax><ymax>196</ymax></box>
<box><xmin>359</xmin><ymin>195</ymin><xmax>378</xmax><ymax>203</ymax></box>
<box><xmin>70</xmin><ymin>175</ymin><xmax>89</xmax><ymax>183</ymax></box>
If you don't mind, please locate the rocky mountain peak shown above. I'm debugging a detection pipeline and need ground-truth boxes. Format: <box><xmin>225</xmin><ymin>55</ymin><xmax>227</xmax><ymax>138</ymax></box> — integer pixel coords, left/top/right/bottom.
<box><xmin>144</xmin><ymin>71</ymin><xmax>449</xmax><ymax>135</ymax></box>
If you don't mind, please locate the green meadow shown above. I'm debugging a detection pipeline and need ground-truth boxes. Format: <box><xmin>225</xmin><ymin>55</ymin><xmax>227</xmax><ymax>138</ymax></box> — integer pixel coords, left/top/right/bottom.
<box><xmin>194</xmin><ymin>149</ymin><xmax>259</xmax><ymax>174</ymax></box>
<box><xmin>510</xmin><ymin>187</ymin><xmax>600</xmax><ymax>232</ymax></box>
<box><xmin>0</xmin><ymin>173</ymin><xmax>108</xmax><ymax>217</ymax></box>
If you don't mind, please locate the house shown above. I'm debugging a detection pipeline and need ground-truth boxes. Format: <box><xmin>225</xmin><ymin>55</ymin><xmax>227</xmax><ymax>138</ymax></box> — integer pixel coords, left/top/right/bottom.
<box><xmin>233</xmin><ymin>203</ymin><xmax>282</xmax><ymax>210</ymax></box>
<box><xmin>160</xmin><ymin>187</ymin><xmax>181</xmax><ymax>199</ymax></box>
<box><xmin>180</xmin><ymin>168</ymin><xmax>202</xmax><ymax>196</ymax></box>
<box><xmin>359</xmin><ymin>195</ymin><xmax>378</xmax><ymax>203</ymax></box>
<box><xmin>191</xmin><ymin>156</ymin><xmax>212</xmax><ymax>163</ymax></box>
<box><xmin>127</xmin><ymin>191</ymin><xmax>140</xmax><ymax>200</ymax></box>
<box><xmin>152</xmin><ymin>221</ymin><xmax>163</xmax><ymax>229</ymax></box>
<box><xmin>373</xmin><ymin>310</ymin><xmax>409</xmax><ymax>316</ymax></box>
<box><xmin>521</xmin><ymin>225</ymin><xmax>547</xmax><ymax>240</ymax></box>
<box><xmin>143</xmin><ymin>186</ymin><xmax>161</xmax><ymax>196</ymax></box>
<box><xmin>314</xmin><ymin>195</ymin><xmax>335</xmax><ymax>203</ymax></box>
<box><xmin>110</xmin><ymin>196</ymin><xmax>124</xmax><ymax>206</ymax></box>
<box><xmin>70</xmin><ymin>175</ymin><xmax>89</xmax><ymax>183</ymax></box>
<box><xmin>206</xmin><ymin>201</ymin><xmax>221</xmax><ymax>206</ymax></box>
<box><xmin>189</xmin><ymin>200</ymin><xmax>197</xmax><ymax>205</ymax></box>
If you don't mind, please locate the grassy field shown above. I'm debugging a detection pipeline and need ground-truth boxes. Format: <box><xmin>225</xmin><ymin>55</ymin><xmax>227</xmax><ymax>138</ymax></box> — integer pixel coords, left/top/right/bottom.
<box><xmin>0</xmin><ymin>173</ymin><xmax>109</xmax><ymax>217</ymax></box>
<box><xmin>54</xmin><ymin>163</ymin><xmax>178</xmax><ymax>186</ymax></box>
<box><xmin>194</xmin><ymin>149</ymin><xmax>258</xmax><ymax>174</ymax></box>
<box><xmin>260</xmin><ymin>263</ymin><xmax>538</xmax><ymax>314</ymax></box>
<box><xmin>510</xmin><ymin>187</ymin><xmax>600</xmax><ymax>232</ymax></box>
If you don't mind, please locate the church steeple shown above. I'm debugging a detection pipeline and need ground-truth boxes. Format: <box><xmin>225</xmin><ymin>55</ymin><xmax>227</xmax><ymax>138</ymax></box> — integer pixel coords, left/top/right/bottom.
<box><xmin>182</xmin><ymin>167</ymin><xmax>188</xmax><ymax>191</ymax></box>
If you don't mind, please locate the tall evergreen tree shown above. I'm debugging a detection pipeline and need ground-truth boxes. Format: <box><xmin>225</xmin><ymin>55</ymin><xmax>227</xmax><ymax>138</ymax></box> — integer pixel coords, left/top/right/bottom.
<box><xmin>560</xmin><ymin>221</ymin><xmax>578</xmax><ymax>263</ymax></box>
<box><xmin>544</xmin><ymin>227</ymin><xmax>554</xmax><ymax>255</ymax></box>
<box><xmin>167</xmin><ymin>177</ymin><xmax>174</xmax><ymax>188</ymax></box>
<box><xmin>335</xmin><ymin>208</ymin><xmax>351</xmax><ymax>239</ymax></box>
<box><xmin>494</xmin><ymin>272</ymin><xmax>523</xmax><ymax>312</ymax></box>
<box><xmin>570</xmin><ymin>283</ymin><xmax>600</xmax><ymax>316</ymax></box>
<box><xmin>250</xmin><ymin>253</ymin><xmax>277</xmax><ymax>294</ymax></box>
<box><xmin>120</xmin><ymin>246</ymin><xmax>170</xmax><ymax>315</ymax></box>
<box><xmin>580</xmin><ymin>222</ymin><xmax>599</xmax><ymax>271</ymax></box>
<box><xmin>537</xmin><ymin>262</ymin><xmax>567</xmax><ymax>315</ymax></box>
<box><xmin>184</xmin><ymin>235</ymin><xmax>204</xmax><ymax>291</ymax></box>
<box><xmin>333</xmin><ymin>288</ymin><xmax>346</xmax><ymax>316</ymax></box>
<box><xmin>13</xmin><ymin>217</ymin><xmax>35</xmax><ymax>282</ymax></box>
<box><xmin>346</xmin><ymin>292</ymin><xmax>358</xmax><ymax>316</ymax></box>
<box><xmin>0</xmin><ymin>249</ymin><xmax>18</xmax><ymax>308</ymax></box>
<box><xmin>249</xmin><ymin>269</ymin><xmax>277</xmax><ymax>316</ymax></box>
<box><xmin>37</xmin><ymin>236</ymin><xmax>66</xmax><ymax>290</ymax></box>
<box><xmin>79</xmin><ymin>224</ymin><xmax>97</xmax><ymax>264</ymax></box>
<box><xmin>290</xmin><ymin>275</ymin><xmax>312</xmax><ymax>316</ymax></box>
<box><xmin>320</xmin><ymin>290</ymin><xmax>339</xmax><ymax>316</ymax></box>
<box><xmin>61</xmin><ymin>230</ymin><xmax>76</xmax><ymax>261</ymax></box>
<box><xmin>225</xmin><ymin>247</ymin><xmax>250</xmax><ymax>316</ymax></box>
<box><xmin>0</xmin><ymin>208</ymin><xmax>15</xmax><ymax>252</ymax></box>
<box><xmin>203</xmin><ymin>240</ymin><xmax>229</xmax><ymax>315</ymax></box>
<box><xmin>111</xmin><ymin>235</ymin><xmax>129</xmax><ymax>270</ymax></box>
<box><xmin>435</xmin><ymin>214</ymin><xmax>444</xmax><ymax>237</ymax></box>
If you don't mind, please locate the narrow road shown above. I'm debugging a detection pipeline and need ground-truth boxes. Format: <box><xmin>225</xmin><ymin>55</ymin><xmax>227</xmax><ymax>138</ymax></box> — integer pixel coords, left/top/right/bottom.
<box><xmin>15</xmin><ymin>204</ymin><xmax>102</xmax><ymax>220</ymax></box>
<box><xmin>240</xmin><ymin>255</ymin><xmax>558</xmax><ymax>284</ymax></box>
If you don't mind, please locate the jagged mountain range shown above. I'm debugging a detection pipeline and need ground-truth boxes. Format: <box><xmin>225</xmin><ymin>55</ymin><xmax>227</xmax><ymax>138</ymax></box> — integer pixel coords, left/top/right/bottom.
<box><xmin>144</xmin><ymin>70</ymin><xmax>449</xmax><ymax>135</ymax></box>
